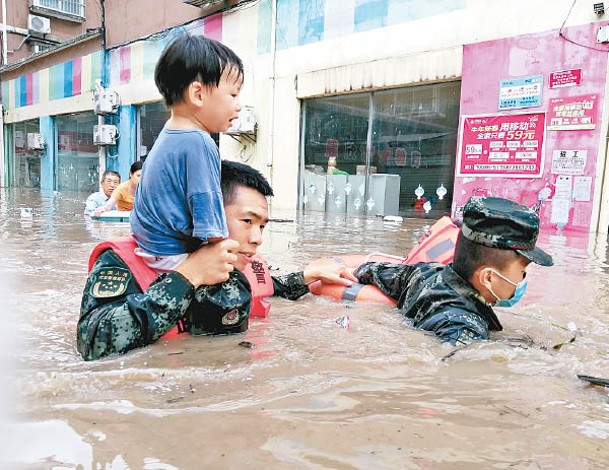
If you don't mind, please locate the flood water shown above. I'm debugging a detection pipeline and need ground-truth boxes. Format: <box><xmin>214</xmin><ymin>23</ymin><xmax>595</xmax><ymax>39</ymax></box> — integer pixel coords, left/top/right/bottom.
<box><xmin>2</xmin><ymin>187</ymin><xmax>609</xmax><ymax>469</ymax></box>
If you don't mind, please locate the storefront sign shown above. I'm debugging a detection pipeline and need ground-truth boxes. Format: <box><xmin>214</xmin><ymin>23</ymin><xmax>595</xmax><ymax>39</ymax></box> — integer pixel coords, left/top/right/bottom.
<box><xmin>549</xmin><ymin>68</ymin><xmax>582</xmax><ymax>88</ymax></box>
<box><xmin>551</xmin><ymin>149</ymin><xmax>587</xmax><ymax>175</ymax></box>
<box><xmin>498</xmin><ymin>75</ymin><xmax>543</xmax><ymax>110</ymax></box>
<box><xmin>457</xmin><ymin>112</ymin><xmax>545</xmax><ymax>178</ymax></box>
<box><xmin>547</xmin><ymin>94</ymin><xmax>597</xmax><ymax>130</ymax></box>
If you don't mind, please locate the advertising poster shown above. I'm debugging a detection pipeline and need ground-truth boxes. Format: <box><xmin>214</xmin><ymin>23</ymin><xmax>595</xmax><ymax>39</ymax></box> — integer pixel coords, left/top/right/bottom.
<box><xmin>549</xmin><ymin>68</ymin><xmax>582</xmax><ymax>88</ymax></box>
<box><xmin>547</xmin><ymin>94</ymin><xmax>597</xmax><ymax>130</ymax></box>
<box><xmin>498</xmin><ymin>74</ymin><xmax>543</xmax><ymax>110</ymax></box>
<box><xmin>457</xmin><ymin>112</ymin><xmax>545</xmax><ymax>178</ymax></box>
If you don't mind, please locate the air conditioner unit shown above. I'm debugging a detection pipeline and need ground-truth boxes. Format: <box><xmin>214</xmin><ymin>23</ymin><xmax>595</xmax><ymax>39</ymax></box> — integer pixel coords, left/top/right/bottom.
<box><xmin>94</xmin><ymin>90</ymin><xmax>121</xmax><ymax>115</ymax></box>
<box><xmin>93</xmin><ymin>125</ymin><xmax>119</xmax><ymax>145</ymax></box>
<box><xmin>28</xmin><ymin>14</ymin><xmax>51</xmax><ymax>34</ymax></box>
<box><xmin>226</xmin><ymin>105</ymin><xmax>257</xmax><ymax>134</ymax></box>
<box><xmin>27</xmin><ymin>132</ymin><xmax>46</xmax><ymax>150</ymax></box>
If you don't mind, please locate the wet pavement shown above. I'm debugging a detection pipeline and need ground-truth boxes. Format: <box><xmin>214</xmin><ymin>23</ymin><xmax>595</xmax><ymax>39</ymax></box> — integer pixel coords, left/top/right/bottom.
<box><xmin>2</xmin><ymin>187</ymin><xmax>609</xmax><ymax>469</ymax></box>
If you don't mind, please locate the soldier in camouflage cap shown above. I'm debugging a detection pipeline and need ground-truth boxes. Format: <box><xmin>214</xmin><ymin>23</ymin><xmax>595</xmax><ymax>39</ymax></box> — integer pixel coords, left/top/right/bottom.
<box><xmin>354</xmin><ymin>196</ymin><xmax>553</xmax><ymax>345</ymax></box>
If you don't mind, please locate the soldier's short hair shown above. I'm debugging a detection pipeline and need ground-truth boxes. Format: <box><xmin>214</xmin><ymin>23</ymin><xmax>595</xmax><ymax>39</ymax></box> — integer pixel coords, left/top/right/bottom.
<box><xmin>452</xmin><ymin>232</ymin><xmax>520</xmax><ymax>282</ymax></box>
<box><xmin>221</xmin><ymin>160</ymin><xmax>273</xmax><ymax>204</ymax></box>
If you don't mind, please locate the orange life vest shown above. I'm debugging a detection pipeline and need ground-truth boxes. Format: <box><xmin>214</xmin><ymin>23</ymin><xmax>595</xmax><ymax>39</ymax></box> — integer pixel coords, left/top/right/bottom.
<box><xmin>309</xmin><ymin>216</ymin><xmax>460</xmax><ymax>304</ymax></box>
<box><xmin>88</xmin><ymin>236</ymin><xmax>275</xmax><ymax>333</ymax></box>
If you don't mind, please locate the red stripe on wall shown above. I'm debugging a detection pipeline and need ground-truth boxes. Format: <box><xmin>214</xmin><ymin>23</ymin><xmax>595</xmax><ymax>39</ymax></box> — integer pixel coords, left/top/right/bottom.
<box><xmin>72</xmin><ymin>57</ymin><xmax>82</xmax><ymax>96</ymax></box>
<box><xmin>204</xmin><ymin>14</ymin><xmax>222</xmax><ymax>42</ymax></box>
<box><xmin>120</xmin><ymin>46</ymin><xmax>131</xmax><ymax>84</ymax></box>
<box><xmin>26</xmin><ymin>73</ymin><xmax>33</xmax><ymax>106</ymax></box>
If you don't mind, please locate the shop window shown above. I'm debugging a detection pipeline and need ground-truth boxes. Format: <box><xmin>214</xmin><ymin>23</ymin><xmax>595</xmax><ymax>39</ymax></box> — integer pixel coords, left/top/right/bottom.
<box><xmin>137</xmin><ymin>101</ymin><xmax>218</xmax><ymax>162</ymax></box>
<box><xmin>56</xmin><ymin>113</ymin><xmax>98</xmax><ymax>192</ymax></box>
<box><xmin>9</xmin><ymin>120</ymin><xmax>42</xmax><ymax>188</ymax></box>
<box><xmin>301</xmin><ymin>81</ymin><xmax>461</xmax><ymax>217</ymax></box>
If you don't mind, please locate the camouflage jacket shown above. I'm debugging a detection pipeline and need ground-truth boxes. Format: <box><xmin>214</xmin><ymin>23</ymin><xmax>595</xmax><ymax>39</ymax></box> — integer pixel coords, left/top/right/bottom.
<box><xmin>78</xmin><ymin>249</ymin><xmax>310</xmax><ymax>361</ymax></box>
<box><xmin>354</xmin><ymin>262</ymin><xmax>502</xmax><ymax>345</ymax></box>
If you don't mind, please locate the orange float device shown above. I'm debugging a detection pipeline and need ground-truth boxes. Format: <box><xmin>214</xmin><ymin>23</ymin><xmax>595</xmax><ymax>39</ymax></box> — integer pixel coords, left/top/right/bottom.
<box><xmin>308</xmin><ymin>216</ymin><xmax>459</xmax><ymax>304</ymax></box>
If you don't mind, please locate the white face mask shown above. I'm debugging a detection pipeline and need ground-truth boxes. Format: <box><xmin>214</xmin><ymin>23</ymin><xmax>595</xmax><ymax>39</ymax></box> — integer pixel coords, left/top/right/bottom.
<box><xmin>488</xmin><ymin>269</ymin><xmax>527</xmax><ymax>307</ymax></box>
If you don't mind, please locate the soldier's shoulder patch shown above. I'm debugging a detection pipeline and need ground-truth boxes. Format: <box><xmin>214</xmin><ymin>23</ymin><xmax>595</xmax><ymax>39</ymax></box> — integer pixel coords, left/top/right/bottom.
<box><xmin>90</xmin><ymin>267</ymin><xmax>132</xmax><ymax>298</ymax></box>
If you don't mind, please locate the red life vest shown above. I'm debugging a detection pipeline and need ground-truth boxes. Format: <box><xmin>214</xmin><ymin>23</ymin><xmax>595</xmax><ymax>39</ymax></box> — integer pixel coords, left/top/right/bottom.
<box><xmin>88</xmin><ymin>236</ymin><xmax>158</xmax><ymax>290</ymax></box>
<box><xmin>240</xmin><ymin>254</ymin><xmax>274</xmax><ymax>319</ymax></box>
<box><xmin>88</xmin><ymin>236</ymin><xmax>275</xmax><ymax>328</ymax></box>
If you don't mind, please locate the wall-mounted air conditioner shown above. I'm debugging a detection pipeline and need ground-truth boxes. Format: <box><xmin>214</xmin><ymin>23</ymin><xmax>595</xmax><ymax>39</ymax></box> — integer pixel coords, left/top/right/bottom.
<box><xmin>28</xmin><ymin>14</ymin><xmax>51</xmax><ymax>34</ymax></box>
<box><xmin>226</xmin><ymin>106</ymin><xmax>257</xmax><ymax>135</ymax></box>
<box><xmin>27</xmin><ymin>133</ymin><xmax>46</xmax><ymax>150</ymax></box>
<box><xmin>93</xmin><ymin>125</ymin><xmax>119</xmax><ymax>145</ymax></box>
<box><xmin>94</xmin><ymin>90</ymin><xmax>121</xmax><ymax>115</ymax></box>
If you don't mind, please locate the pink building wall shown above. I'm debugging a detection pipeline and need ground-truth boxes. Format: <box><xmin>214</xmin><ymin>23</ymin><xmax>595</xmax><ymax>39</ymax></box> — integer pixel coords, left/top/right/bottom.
<box><xmin>455</xmin><ymin>22</ymin><xmax>609</xmax><ymax>232</ymax></box>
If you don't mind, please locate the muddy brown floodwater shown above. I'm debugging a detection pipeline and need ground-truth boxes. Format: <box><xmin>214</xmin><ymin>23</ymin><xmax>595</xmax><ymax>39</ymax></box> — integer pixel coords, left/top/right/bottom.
<box><xmin>1</xmin><ymin>188</ymin><xmax>609</xmax><ymax>469</ymax></box>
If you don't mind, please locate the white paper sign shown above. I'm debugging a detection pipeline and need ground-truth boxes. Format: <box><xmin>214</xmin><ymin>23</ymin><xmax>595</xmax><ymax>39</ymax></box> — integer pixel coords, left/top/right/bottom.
<box><xmin>572</xmin><ymin>176</ymin><xmax>592</xmax><ymax>201</ymax></box>
<box><xmin>551</xmin><ymin>198</ymin><xmax>571</xmax><ymax>225</ymax></box>
<box><xmin>551</xmin><ymin>150</ymin><xmax>587</xmax><ymax>175</ymax></box>
<box><xmin>554</xmin><ymin>175</ymin><xmax>573</xmax><ymax>199</ymax></box>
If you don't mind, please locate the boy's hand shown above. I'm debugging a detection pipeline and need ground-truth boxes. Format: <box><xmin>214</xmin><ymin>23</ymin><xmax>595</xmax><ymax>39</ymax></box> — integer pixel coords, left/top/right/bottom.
<box><xmin>303</xmin><ymin>263</ymin><xmax>358</xmax><ymax>286</ymax></box>
<box><xmin>175</xmin><ymin>239</ymin><xmax>239</xmax><ymax>287</ymax></box>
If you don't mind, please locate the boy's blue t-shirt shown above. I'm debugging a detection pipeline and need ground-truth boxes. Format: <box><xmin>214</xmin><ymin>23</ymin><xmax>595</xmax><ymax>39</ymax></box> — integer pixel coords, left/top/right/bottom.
<box><xmin>131</xmin><ymin>127</ymin><xmax>228</xmax><ymax>256</ymax></box>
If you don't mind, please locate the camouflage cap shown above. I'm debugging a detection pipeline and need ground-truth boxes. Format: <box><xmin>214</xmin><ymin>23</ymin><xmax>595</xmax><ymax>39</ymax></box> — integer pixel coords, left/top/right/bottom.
<box><xmin>461</xmin><ymin>196</ymin><xmax>553</xmax><ymax>267</ymax></box>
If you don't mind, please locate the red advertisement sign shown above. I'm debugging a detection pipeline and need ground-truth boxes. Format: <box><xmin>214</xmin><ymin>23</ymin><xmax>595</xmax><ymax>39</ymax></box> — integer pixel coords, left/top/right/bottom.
<box><xmin>549</xmin><ymin>69</ymin><xmax>582</xmax><ymax>88</ymax></box>
<box><xmin>457</xmin><ymin>113</ymin><xmax>545</xmax><ymax>178</ymax></box>
<box><xmin>547</xmin><ymin>94</ymin><xmax>597</xmax><ymax>130</ymax></box>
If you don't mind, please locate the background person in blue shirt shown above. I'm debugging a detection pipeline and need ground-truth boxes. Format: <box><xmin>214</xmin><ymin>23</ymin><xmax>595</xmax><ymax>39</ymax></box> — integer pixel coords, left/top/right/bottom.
<box><xmin>130</xmin><ymin>33</ymin><xmax>244</xmax><ymax>273</ymax></box>
<box><xmin>83</xmin><ymin>170</ymin><xmax>120</xmax><ymax>215</ymax></box>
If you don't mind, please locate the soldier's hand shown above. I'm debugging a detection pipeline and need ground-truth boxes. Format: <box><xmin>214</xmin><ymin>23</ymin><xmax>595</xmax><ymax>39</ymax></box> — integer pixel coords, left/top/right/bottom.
<box><xmin>175</xmin><ymin>239</ymin><xmax>239</xmax><ymax>287</ymax></box>
<box><xmin>303</xmin><ymin>263</ymin><xmax>357</xmax><ymax>286</ymax></box>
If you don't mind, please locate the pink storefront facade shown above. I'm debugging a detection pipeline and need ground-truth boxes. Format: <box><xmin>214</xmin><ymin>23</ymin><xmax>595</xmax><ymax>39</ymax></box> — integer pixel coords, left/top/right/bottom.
<box><xmin>454</xmin><ymin>22</ymin><xmax>609</xmax><ymax>233</ymax></box>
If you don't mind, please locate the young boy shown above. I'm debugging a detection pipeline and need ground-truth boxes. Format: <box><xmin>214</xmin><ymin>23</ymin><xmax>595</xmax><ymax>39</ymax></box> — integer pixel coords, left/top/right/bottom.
<box><xmin>130</xmin><ymin>34</ymin><xmax>244</xmax><ymax>271</ymax></box>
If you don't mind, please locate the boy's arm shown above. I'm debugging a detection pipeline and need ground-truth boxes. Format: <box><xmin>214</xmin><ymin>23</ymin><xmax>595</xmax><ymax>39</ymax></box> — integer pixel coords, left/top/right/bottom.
<box><xmin>188</xmin><ymin>135</ymin><xmax>228</xmax><ymax>241</ymax></box>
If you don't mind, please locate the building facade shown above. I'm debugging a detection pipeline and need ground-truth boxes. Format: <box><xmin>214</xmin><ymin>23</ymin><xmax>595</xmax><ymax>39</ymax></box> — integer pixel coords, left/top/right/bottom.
<box><xmin>2</xmin><ymin>0</ymin><xmax>609</xmax><ymax>232</ymax></box>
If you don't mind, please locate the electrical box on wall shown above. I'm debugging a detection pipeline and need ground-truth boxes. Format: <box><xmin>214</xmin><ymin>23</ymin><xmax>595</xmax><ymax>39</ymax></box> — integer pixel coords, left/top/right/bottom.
<box><xmin>27</xmin><ymin>132</ymin><xmax>46</xmax><ymax>150</ymax></box>
<box><xmin>226</xmin><ymin>106</ymin><xmax>257</xmax><ymax>135</ymax></box>
<box><xmin>598</xmin><ymin>25</ymin><xmax>609</xmax><ymax>43</ymax></box>
<box><xmin>94</xmin><ymin>90</ymin><xmax>121</xmax><ymax>115</ymax></box>
<box><xmin>93</xmin><ymin>125</ymin><xmax>119</xmax><ymax>145</ymax></box>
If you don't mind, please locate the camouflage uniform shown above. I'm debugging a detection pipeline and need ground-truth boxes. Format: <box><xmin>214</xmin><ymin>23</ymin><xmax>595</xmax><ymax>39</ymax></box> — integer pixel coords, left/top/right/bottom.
<box><xmin>354</xmin><ymin>262</ymin><xmax>502</xmax><ymax>345</ymax></box>
<box><xmin>78</xmin><ymin>249</ymin><xmax>309</xmax><ymax>360</ymax></box>
<box><xmin>354</xmin><ymin>196</ymin><xmax>554</xmax><ymax>346</ymax></box>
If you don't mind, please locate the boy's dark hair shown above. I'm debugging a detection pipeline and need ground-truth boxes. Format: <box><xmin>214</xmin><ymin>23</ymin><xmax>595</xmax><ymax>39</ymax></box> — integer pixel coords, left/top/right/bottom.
<box><xmin>130</xmin><ymin>160</ymin><xmax>143</xmax><ymax>175</ymax></box>
<box><xmin>452</xmin><ymin>232</ymin><xmax>518</xmax><ymax>282</ymax></box>
<box><xmin>221</xmin><ymin>160</ymin><xmax>273</xmax><ymax>204</ymax></box>
<box><xmin>155</xmin><ymin>34</ymin><xmax>244</xmax><ymax>106</ymax></box>
<box><xmin>101</xmin><ymin>170</ymin><xmax>120</xmax><ymax>182</ymax></box>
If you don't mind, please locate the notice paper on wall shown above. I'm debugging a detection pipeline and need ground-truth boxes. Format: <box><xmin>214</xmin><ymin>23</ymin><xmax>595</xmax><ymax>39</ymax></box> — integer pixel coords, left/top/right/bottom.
<box><xmin>551</xmin><ymin>175</ymin><xmax>572</xmax><ymax>225</ymax></box>
<box><xmin>572</xmin><ymin>176</ymin><xmax>592</xmax><ymax>202</ymax></box>
<box><xmin>551</xmin><ymin>150</ymin><xmax>587</xmax><ymax>175</ymax></box>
